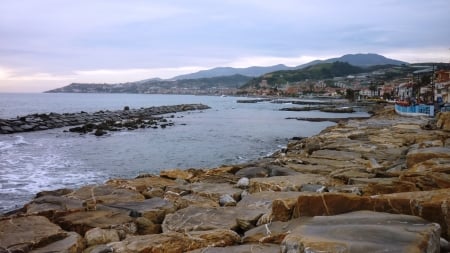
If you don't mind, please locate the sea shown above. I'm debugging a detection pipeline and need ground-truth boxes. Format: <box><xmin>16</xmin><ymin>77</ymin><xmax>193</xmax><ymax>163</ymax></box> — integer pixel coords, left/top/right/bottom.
<box><xmin>0</xmin><ymin>93</ymin><xmax>369</xmax><ymax>213</ymax></box>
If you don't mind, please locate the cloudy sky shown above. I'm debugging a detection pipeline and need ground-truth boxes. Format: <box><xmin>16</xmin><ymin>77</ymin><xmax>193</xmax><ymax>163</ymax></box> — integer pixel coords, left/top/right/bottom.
<box><xmin>1</xmin><ymin>0</ymin><xmax>449</xmax><ymax>92</ymax></box>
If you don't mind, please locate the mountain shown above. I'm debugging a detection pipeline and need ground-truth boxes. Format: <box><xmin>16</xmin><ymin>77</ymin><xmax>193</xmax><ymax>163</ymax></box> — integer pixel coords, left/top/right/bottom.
<box><xmin>242</xmin><ymin>61</ymin><xmax>366</xmax><ymax>88</ymax></box>
<box><xmin>298</xmin><ymin>53</ymin><xmax>407</xmax><ymax>68</ymax></box>
<box><xmin>46</xmin><ymin>74</ymin><xmax>251</xmax><ymax>94</ymax></box>
<box><xmin>172</xmin><ymin>53</ymin><xmax>406</xmax><ymax>80</ymax></box>
<box><xmin>172</xmin><ymin>64</ymin><xmax>293</xmax><ymax>80</ymax></box>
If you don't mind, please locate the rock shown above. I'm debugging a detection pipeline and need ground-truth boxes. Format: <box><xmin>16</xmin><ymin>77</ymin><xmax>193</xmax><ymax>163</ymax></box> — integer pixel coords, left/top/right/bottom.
<box><xmin>25</xmin><ymin>195</ymin><xmax>85</xmax><ymax>217</ymax></box>
<box><xmin>108</xmin><ymin>229</ymin><xmax>240</xmax><ymax>253</ymax></box>
<box><xmin>290</xmin><ymin>189</ymin><xmax>450</xmax><ymax>240</ymax></box>
<box><xmin>30</xmin><ymin>232</ymin><xmax>85</xmax><ymax>253</ymax></box>
<box><xmin>104</xmin><ymin>198</ymin><xmax>175</xmax><ymax>223</ymax></box>
<box><xmin>56</xmin><ymin>210</ymin><xmax>135</xmax><ymax>236</ymax></box>
<box><xmin>0</xmin><ymin>216</ymin><xmax>66</xmax><ymax>252</ymax></box>
<box><xmin>408</xmin><ymin>157</ymin><xmax>450</xmax><ymax>173</ymax></box>
<box><xmin>135</xmin><ymin>217</ymin><xmax>161</xmax><ymax>234</ymax></box>
<box><xmin>281</xmin><ymin>211</ymin><xmax>441</xmax><ymax>253</ymax></box>
<box><xmin>85</xmin><ymin>228</ymin><xmax>120</xmax><ymax>247</ymax></box>
<box><xmin>166</xmin><ymin>182</ymin><xmax>243</xmax><ymax>202</ymax></box>
<box><xmin>106</xmin><ymin>176</ymin><xmax>176</xmax><ymax>193</ymax></box>
<box><xmin>248</xmin><ymin>174</ymin><xmax>328</xmax><ymax>193</ymax></box>
<box><xmin>219</xmin><ymin>194</ymin><xmax>237</xmax><ymax>206</ymax></box>
<box><xmin>243</xmin><ymin>219</ymin><xmax>306</xmax><ymax>244</ymax></box>
<box><xmin>236</xmin><ymin>177</ymin><xmax>249</xmax><ymax>188</ymax></box>
<box><xmin>162</xmin><ymin>206</ymin><xmax>264</xmax><ymax>233</ymax></box>
<box><xmin>188</xmin><ymin>244</ymin><xmax>281</xmax><ymax>253</ymax></box>
<box><xmin>436</xmin><ymin>111</ymin><xmax>450</xmax><ymax>131</ymax></box>
<box><xmin>235</xmin><ymin>165</ymin><xmax>299</xmax><ymax>178</ymax></box>
<box><xmin>66</xmin><ymin>185</ymin><xmax>145</xmax><ymax>205</ymax></box>
<box><xmin>160</xmin><ymin>168</ymin><xmax>197</xmax><ymax>181</ymax></box>
<box><xmin>83</xmin><ymin>244</ymin><xmax>114</xmax><ymax>253</ymax></box>
<box><xmin>406</xmin><ymin>147</ymin><xmax>450</xmax><ymax>169</ymax></box>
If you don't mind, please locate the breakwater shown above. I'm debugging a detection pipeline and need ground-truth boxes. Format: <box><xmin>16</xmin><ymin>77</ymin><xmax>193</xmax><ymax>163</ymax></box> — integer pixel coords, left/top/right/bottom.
<box><xmin>1</xmin><ymin>107</ymin><xmax>450</xmax><ymax>252</ymax></box>
<box><xmin>0</xmin><ymin>104</ymin><xmax>210</xmax><ymax>134</ymax></box>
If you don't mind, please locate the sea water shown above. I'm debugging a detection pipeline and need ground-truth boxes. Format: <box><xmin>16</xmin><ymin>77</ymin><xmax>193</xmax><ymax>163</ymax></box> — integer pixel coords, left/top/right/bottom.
<box><xmin>0</xmin><ymin>93</ymin><xmax>369</xmax><ymax>213</ymax></box>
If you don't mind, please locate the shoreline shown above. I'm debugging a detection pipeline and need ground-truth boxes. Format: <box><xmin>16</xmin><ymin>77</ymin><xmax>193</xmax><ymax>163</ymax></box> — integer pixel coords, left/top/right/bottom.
<box><xmin>1</xmin><ymin>106</ymin><xmax>450</xmax><ymax>252</ymax></box>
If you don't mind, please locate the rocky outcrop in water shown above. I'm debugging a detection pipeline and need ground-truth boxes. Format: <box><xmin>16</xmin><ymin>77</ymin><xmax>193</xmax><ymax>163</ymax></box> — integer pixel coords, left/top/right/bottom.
<box><xmin>1</xmin><ymin>108</ymin><xmax>450</xmax><ymax>252</ymax></box>
<box><xmin>0</xmin><ymin>104</ymin><xmax>210</xmax><ymax>135</ymax></box>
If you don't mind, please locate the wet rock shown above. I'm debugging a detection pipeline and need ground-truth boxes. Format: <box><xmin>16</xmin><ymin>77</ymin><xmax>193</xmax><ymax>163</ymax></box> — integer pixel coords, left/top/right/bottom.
<box><xmin>281</xmin><ymin>211</ymin><xmax>441</xmax><ymax>253</ymax></box>
<box><xmin>0</xmin><ymin>216</ymin><xmax>66</xmax><ymax>252</ymax></box>
<box><xmin>85</xmin><ymin>228</ymin><xmax>120</xmax><ymax>247</ymax></box>
<box><xmin>108</xmin><ymin>229</ymin><xmax>240</xmax><ymax>253</ymax></box>
<box><xmin>30</xmin><ymin>231</ymin><xmax>84</xmax><ymax>253</ymax></box>
<box><xmin>162</xmin><ymin>206</ymin><xmax>264</xmax><ymax>233</ymax></box>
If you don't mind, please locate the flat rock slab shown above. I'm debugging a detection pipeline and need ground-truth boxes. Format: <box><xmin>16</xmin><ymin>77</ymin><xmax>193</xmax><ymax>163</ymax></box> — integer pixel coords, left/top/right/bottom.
<box><xmin>249</xmin><ymin>174</ymin><xmax>328</xmax><ymax>193</ymax></box>
<box><xmin>25</xmin><ymin>195</ymin><xmax>85</xmax><ymax>217</ymax></box>
<box><xmin>291</xmin><ymin>189</ymin><xmax>450</xmax><ymax>240</ymax></box>
<box><xmin>188</xmin><ymin>243</ymin><xmax>281</xmax><ymax>253</ymax></box>
<box><xmin>106</xmin><ymin>176</ymin><xmax>177</xmax><ymax>192</ymax></box>
<box><xmin>56</xmin><ymin>210</ymin><xmax>134</xmax><ymax>236</ymax></box>
<box><xmin>281</xmin><ymin>211</ymin><xmax>441</xmax><ymax>253</ymax></box>
<box><xmin>0</xmin><ymin>216</ymin><xmax>66</xmax><ymax>252</ymax></box>
<box><xmin>162</xmin><ymin>206</ymin><xmax>265</xmax><ymax>233</ymax></box>
<box><xmin>65</xmin><ymin>185</ymin><xmax>145</xmax><ymax>204</ymax></box>
<box><xmin>104</xmin><ymin>197</ymin><xmax>175</xmax><ymax>223</ymax></box>
<box><xmin>406</xmin><ymin>147</ymin><xmax>450</xmax><ymax>169</ymax></box>
<box><xmin>166</xmin><ymin>182</ymin><xmax>243</xmax><ymax>202</ymax></box>
<box><xmin>108</xmin><ymin>229</ymin><xmax>240</xmax><ymax>253</ymax></box>
<box><xmin>30</xmin><ymin>232</ymin><xmax>84</xmax><ymax>253</ymax></box>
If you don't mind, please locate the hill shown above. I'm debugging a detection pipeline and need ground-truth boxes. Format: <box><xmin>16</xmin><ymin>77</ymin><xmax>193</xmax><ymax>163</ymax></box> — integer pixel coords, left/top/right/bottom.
<box><xmin>46</xmin><ymin>74</ymin><xmax>251</xmax><ymax>94</ymax></box>
<box><xmin>242</xmin><ymin>61</ymin><xmax>366</xmax><ymax>88</ymax></box>
<box><xmin>172</xmin><ymin>64</ymin><xmax>293</xmax><ymax>80</ymax></box>
<box><xmin>298</xmin><ymin>53</ymin><xmax>407</xmax><ymax>69</ymax></box>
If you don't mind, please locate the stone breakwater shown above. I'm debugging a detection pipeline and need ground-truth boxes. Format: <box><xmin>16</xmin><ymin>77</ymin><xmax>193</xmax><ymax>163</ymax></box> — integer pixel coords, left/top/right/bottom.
<box><xmin>1</xmin><ymin>107</ymin><xmax>450</xmax><ymax>252</ymax></box>
<box><xmin>0</xmin><ymin>104</ymin><xmax>210</xmax><ymax>135</ymax></box>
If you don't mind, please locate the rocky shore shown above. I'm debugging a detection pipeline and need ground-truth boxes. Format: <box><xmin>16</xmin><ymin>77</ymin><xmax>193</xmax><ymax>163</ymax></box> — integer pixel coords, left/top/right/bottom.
<box><xmin>0</xmin><ymin>104</ymin><xmax>210</xmax><ymax>135</ymax></box>
<box><xmin>1</xmin><ymin>106</ymin><xmax>450</xmax><ymax>252</ymax></box>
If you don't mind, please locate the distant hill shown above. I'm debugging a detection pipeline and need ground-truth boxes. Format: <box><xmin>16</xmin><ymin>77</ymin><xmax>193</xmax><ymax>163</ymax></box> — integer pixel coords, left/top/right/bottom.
<box><xmin>172</xmin><ymin>64</ymin><xmax>293</xmax><ymax>80</ymax></box>
<box><xmin>298</xmin><ymin>53</ymin><xmax>407</xmax><ymax>68</ymax></box>
<box><xmin>46</xmin><ymin>74</ymin><xmax>251</xmax><ymax>94</ymax></box>
<box><xmin>242</xmin><ymin>62</ymin><xmax>366</xmax><ymax>88</ymax></box>
<box><xmin>172</xmin><ymin>53</ymin><xmax>406</xmax><ymax>80</ymax></box>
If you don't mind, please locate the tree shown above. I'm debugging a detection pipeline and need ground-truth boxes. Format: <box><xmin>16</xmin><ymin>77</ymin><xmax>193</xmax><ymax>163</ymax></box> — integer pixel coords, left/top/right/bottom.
<box><xmin>346</xmin><ymin>89</ymin><xmax>355</xmax><ymax>102</ymax></box>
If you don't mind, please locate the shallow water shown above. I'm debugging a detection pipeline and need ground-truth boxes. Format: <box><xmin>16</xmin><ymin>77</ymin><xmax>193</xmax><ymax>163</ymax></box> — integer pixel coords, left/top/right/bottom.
<box><xmin>0</xmin><ymin>93</ymin><xmax>369</xmax><ymax>213</ymax></box>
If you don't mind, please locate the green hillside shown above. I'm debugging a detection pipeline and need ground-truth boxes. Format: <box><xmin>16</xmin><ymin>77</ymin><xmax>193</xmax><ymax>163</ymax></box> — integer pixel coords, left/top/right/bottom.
<box><xmin>242</xmin><ymin>61</ymin><xmax>364</xmax><ymax>88</ymax></box>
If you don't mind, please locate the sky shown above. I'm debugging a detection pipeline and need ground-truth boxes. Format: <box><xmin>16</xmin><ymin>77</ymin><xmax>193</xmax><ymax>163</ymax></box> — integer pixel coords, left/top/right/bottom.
<box><xmin>0</xmin><ymin>0</ymin><xmax>449</xmax><ymax>92</ymax></box>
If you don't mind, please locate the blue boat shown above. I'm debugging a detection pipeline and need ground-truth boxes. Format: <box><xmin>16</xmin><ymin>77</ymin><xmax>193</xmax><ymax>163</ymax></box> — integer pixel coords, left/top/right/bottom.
<box><xmin>394</xmin><ymin>103</ymin><xmax>434</xmax><ymax>117</ymax></box>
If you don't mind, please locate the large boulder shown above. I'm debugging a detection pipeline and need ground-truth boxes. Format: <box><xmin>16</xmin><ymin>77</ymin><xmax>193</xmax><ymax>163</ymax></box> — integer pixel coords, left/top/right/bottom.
<box><xmin>166</xmin><ymin>182</ymin><xmax>243</xmax><ymax>203</ymax></box>
<box><xmin>436</xmin><ymin>111</ymin><xmax>450</xmax><ymax>131</ymax></box>
<box><xmin>290</xmin><ymin>189</ymin><xmax>450</xmax><ymax>240</ymax></box>
<box><xmin>108</xmin><ymin>229</ymin><xmax>240</xmax><ymax>253</ymax></box>
<box><xmin>162</xmin><ymin>206</ymin><xmax>264</xmax><ymax>233</ymax></box>
<box><xmin>30</xmin><ymin>232</ymin><xmax>84</xmax><ymax>253</ymax></box>
<box><xmin>248</xmin><ymin>174</ymin><xmax>328</xmax><ymax>193</ymax></box>
<box><xmin>187</xmin><ymin>244</ymin><xmax>281</xmax><ymax>253</ymax></box>
<box><xmin>65</xmin><ymin>185</ymin><xmax>145</xmax><ymax>205</ymax></box>
<box><xmin>0</xmin><ymin>216</ymin><xmax>67</xmax><ymax>252</ymax></box>
<box><xmin>56</xmin><ymin>210</ymin><xmax>135</xmax><ymax>236</ymax></box>
<box><xmin>281</xmin><ymin>211</ymin><xmax>441</xmax><ymax>253</ymax></box>
<box><xmin>406</xmin><ymin>147</ymin><xmax>450</xmax><ymax>169</ymax></box>
<box><xmin>104</xmin><ymin>198</ymin><xmax>176</xmax><ymax>223</ymax></box>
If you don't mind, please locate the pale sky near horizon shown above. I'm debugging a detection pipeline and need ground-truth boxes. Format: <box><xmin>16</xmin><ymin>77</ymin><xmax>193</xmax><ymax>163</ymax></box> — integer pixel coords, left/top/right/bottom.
<box><xmin>1</xmin><ymin>0</ymin><xmax>449</xmax><ymax>92</ymax></box>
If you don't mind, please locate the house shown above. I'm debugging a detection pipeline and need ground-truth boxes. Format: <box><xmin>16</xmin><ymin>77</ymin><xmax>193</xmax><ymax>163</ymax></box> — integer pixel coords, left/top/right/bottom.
<box><xmin>396</xmin><ymin>82</ymin><xmax>413</xmax><ymax>100</ymax></box>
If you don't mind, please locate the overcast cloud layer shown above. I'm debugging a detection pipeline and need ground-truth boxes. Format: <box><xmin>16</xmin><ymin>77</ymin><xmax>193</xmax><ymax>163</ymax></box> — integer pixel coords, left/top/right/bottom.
<box><xmin>1</xmin><ymin>0</ymin><xmax>449</xmax><ymax>92</ymax></box>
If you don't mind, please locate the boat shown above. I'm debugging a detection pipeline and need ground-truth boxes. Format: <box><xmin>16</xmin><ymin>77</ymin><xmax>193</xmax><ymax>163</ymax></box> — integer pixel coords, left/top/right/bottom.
<box><xmin>394</xmin><ymin>101</ymin><xmax>435</xmax><ymax>117</ymax></box>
